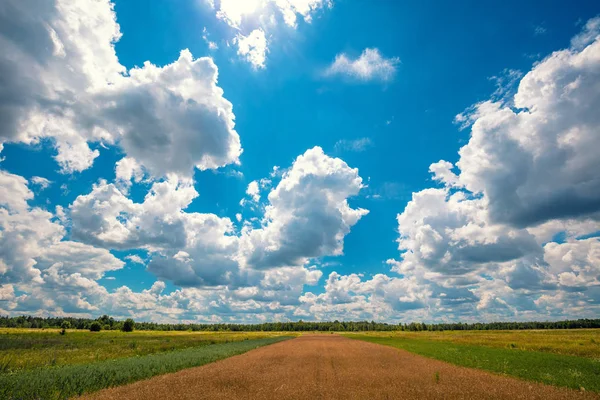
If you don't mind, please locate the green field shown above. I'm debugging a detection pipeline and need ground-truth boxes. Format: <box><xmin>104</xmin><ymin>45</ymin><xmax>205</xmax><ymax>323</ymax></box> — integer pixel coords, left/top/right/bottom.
<box><xmin>0</xmin><ymin>328</ymin><xmax>288</xmax><ymax>372</ymax></box>
<box><xmin>0</xmin><ymin>334</ymin><xmax>291</xmax><ymax>400</ymax></box>
<box><xmin>345</xmin><ymin>330</ymin><xmax>600</xmax><ymax>392</ymax></box>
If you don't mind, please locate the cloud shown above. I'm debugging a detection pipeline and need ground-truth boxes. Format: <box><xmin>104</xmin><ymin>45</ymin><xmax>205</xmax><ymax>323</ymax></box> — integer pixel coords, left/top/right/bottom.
<box><xmin>534</xmin><ymin>25</ymin><xmax>547</xmax><ymax>36</ymax></box>
<box><xmin>235</xmin><ymin>29</ymin><xmax>268</xmax><ymax>69</ymax></box>
<box><xmin>207</xmin><ymin>0</ymin><xmax>331</xmax><ymax>69</ymax></box>
<box><xmin>298</xmin><ymin>272</ymin><xmax>428</xmax><ymax>321</ymax></box>
<box><xmin>445</xmin><ymin>27</ymin><xmax>600</xmax><ymax>228</ymax></box>
<box><xmin>210</xmin><ymin>0</ymin><xmax>331</xmax><ymax>30</ymax></box>
<box><xmin>65</xmin><ymin>146</ymin><xmax>368</xmax><ymax>304</ymax></box>
<box><xmin>115</xmin><ymin>157</ymin><xmax>145</xmax><ymax>193</ymax></box>
<box><xmin>101</xmin><ymin>50</ymin><xmax>242</xmax><ymax>178</ymax></box>
<box><xmin>246</xmin><ymin>180</ymin><xmax>261</xmax><ymax>202</ymax></box>
<box><xmin>240</xmin><ymin>147</ymin><xmax>368</xmax><ymax>269</ymax></box>
<box><xmin>0</xmin><ymin>170</ymin><xmax>124</xmax><ymax>316</ymax></box>
<box><xmin>202</xmin><ymin>27</ymin><xmax>218</xmax><ymax>50</ymax></box>
<box><xmin>334</xmin><ymin>138</ymin><xmax>373</xmax><ymax>153</ymax></box>
<box><xmin>325</xmin><ymin>48</ymin><xmax>400</xmax><ymax>82</ymax></box>
<box><xmin>70</xmin><ymin>177</ymin><xmax>197</xmax><ymax>251</ymax></box>
<box><xmin>125</xmin><ymin>255</ymin><xmax>144</xmax><ymax>265</ymax></box>
<box><xmin>389</xmin><ymin>18</ymin><xmax>600</xmax><ymax>321</ymax></box>
<box><xmin>30</xmin><ymin>177</ymin><xmax>52</xmax><ymax>191</ymax></box>
<box><xmin>0</xmin><ymin>0</ymin><xmax>242</xmax><ymax>178</ymax></box>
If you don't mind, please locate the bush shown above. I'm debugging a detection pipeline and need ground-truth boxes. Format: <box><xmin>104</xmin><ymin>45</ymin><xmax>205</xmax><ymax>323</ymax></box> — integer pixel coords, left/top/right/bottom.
<box><xmin>90</xmin><ymin>322</ymin><xmax>102</xmax><ymax>332</ymax></box>
<box><xmin>122</xmin><ymin>319</ymin><xmax>135</xmax><ymax>332</ymax></box>
<box><xmin>60</xmin><ymin>321</ymin><xmax>70</xmax><ymax>335</ymax></box>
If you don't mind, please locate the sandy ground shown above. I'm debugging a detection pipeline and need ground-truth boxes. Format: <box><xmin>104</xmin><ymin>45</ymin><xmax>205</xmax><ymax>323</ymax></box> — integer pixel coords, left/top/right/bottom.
<box><xmin>81</xmin><ymin>335</ymin><xmax>597</xmax><ymax>400</ymax></box>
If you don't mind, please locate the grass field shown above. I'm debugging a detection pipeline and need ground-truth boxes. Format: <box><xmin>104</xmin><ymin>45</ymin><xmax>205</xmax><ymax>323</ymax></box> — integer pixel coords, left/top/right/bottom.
<box><xmin>0</xmin><ymin>335</ymin><xmax>291</xmax><ymax>400</ymax></box>
<box><xmin>346</xmin><ymin>329</ymin><xmax>600</xmax><ymax>358</ymax></box>
<box><xmin>346</xmin><ymin>331</ymin><xmax>600</xmax><ymax>392</ymax></box>
<box><xmin>0</xmin><ymin>328</ymin><xmax>289</xmax><ymax>372</ymax></box>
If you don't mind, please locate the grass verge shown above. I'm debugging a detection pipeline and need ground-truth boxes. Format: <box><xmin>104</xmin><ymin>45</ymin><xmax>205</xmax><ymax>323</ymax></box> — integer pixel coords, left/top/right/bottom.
<box><xmin>347</xmin><ymin>335</ymin><xmax>600</xmax><ymax>392</ymax></box>
<box><xmin>0</xmin><ymin>336</ymin><xmax>291</xmax><ymax>400</ymax></box>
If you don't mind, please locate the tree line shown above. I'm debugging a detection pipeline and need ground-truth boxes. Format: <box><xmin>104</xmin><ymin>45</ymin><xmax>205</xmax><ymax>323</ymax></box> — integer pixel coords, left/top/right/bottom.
<box><xmin>1</xmin><ymin>315</ymin><xmax>599</xmax><ymax>332</ymax></box>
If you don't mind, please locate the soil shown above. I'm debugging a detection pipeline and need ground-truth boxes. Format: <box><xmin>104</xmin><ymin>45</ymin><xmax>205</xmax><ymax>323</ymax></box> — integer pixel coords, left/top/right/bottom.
<box><xmin>81</xmin><ymin>334</ymin><xmax>598</xmax><ymax>400</ymax></box>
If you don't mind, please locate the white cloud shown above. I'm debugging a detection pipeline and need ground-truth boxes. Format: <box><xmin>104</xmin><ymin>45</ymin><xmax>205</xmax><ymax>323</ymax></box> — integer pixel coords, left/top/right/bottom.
<box><xmin>0</xmin><ymin>171</ymin><xmax>33</xmax><ymax>212</ymax></box>
<box><xmin>389</xmin><ymin>19</ymin><xmax>600</xmax><ymax>321</ymax></box>
<box><xmin>115</xmin><ymin>157</ymin><xmax>145</xmax><ymax>193</ymax></box>
<box><xmin>202</xmin><ymin>27</ymin><xmax>218</xmax><ymax>50</ymax></box>
<box><xmin>325</xmin><ymin>48</ymin><xmax>400</xmax><ymax>82</ymax></box>
<box><xmin>446</xmin><ymin>28</ymin><xmax>600</xmax><ymax>228</ymax></box>
<box><xmin>0</xmin><ymin>0</ymin><xmax>242</xmax><ymax>178</ymax></box>
<box><xmin>240</xmin><ymin>147</ymin><xmax>368</xmax><ymax>269</ymax></box>
<box><xmin>102</xmin><ymin>50</ymin><xmax>242</xmax><ymax>178</ymax></box>
<box><xmin>125</xmin><ymin>255</ymin><xmax>144</xmax><ymax>265</ymax></box>
<box><xmin>334</xmin><ymin>138</ymin><xmax>373</xmax><ymax>153</ymax></box>
<box><xmin>210</xmin><ymin>0</ymin><xmax>331</xmax><ymax>29</ymax></box>
<box><xmin>235</xmin><ymin>29</ymin><xmax>268</xmax><ymax>69</ymax></box>
<box><xmin>30</xmin><ymin>177</ymin><xmax>52</xmax><ymax>191</ymax></box>
<box><xmin>0</xmin><ymin>170</ymin><xmax>124</xmax><ymax>315</ymax></box>
<box><xmin>246</xmin><ymin>180</ymin><xmax>261</xmax><ymax>202</ymax></box>
<box><xmin>298</xmin><ymin>272</ymin><xmax>428</xmax><ymax>321</ymax></box>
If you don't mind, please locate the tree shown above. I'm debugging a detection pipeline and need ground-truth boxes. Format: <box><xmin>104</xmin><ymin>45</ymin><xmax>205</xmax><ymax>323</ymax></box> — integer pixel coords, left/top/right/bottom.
<box><xmin>122</xmin><ymin>318</ymin><xmax>135</xmax><ymax>332</ymax></box>
<box><xmin>90</xmin><ymin>322</ymin><xmax>102</xmax><ymax>332</ymax></box>
<box><xmin>60</xmin><ymin>320</ymin><xmax>70</xmax><ymax>335</ymax></box>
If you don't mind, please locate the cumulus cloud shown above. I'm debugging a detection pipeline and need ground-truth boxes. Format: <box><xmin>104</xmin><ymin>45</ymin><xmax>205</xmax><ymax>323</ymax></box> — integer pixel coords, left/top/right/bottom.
<box><xmin>446</xmin><ymin>27</ymin><xmax>600</xmax><ymax>228</ymax></box>
<box><xmin>0</xmin><ymin>0</ymin><xmax>242</xmax><ymax>178</ymax></box>
<box><xmin>125</xmin><ymin>255</ymin><xmax>144</xmax><ymax>265</ymax></box>
<box><xmin>240</xmin><ymin>147</ymin><xmax>369</xmax><ymax>269</ymax></box>
<box><xmin>0</xmin><ymin>171</ymin><xmax>124</xmax><ymax>315</ymax></box>
<box><xmin>211</xmin><ymin>0</ymin><xmax>331</xmax><ymax>29</ymax></box>
<box><xmin>390</xmin><ymin>18</ymin><xmax>600</xmax><ymax>321</ymax></box>
<box><xmin>235</xmin><ymin>29</ymin><xmax>268</xmax><ymax>69</ymax></box>
<box><xmin>297</xmin><ymin>272</ymin><xmax>428</xmax><ymax>321</ymax></box>
<box><xmin>246</xmin><ymin>180</ymin><xmax>261</xmax><ymax>202</ymax></box>
<box><xmin>325</xmin><ymin>48</ymin><xmax>400</xmax><ymax>82</ymax></box>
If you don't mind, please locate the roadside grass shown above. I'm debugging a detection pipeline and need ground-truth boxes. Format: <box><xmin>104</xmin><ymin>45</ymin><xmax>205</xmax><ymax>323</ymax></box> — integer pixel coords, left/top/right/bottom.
<box><xmin>347</xmin><ymin>334</ymin><xmax>600</xmax><ymax>392</ymax></box>
<box><xmin>0</xmin><ymin>336</ymin><xmax>291</xmax><ymax>400</ymax></box>
<box><xmin>0</xmin><ymin>328</ymin><xmax>289</xmax><ymax>372</ymax></box>
<box><xmin>346</xmin><ymin>329</ymin><xmax>600</xmax><ymax>359</ymax></box>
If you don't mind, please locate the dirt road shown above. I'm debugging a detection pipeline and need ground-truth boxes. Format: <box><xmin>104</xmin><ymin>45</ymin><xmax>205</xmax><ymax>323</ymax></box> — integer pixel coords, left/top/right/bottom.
<box><xmin>82</xmin><ymin>335</ymin><xmax>596</xmax><ymax>400</ymax></box>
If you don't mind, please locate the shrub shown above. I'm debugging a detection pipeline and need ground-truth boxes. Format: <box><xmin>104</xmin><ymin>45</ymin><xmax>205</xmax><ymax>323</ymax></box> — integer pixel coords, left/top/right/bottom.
<box><xmin>60</xmin><ymin>321</ymin><xmax>70</xmax><ymax>335</ymax></box>
<box><xmin>122</xmin><ymin>319</ymin><xmax>135</xmax><ymax>332</ymax></box>
<box><xmin>90</xmin><ymin>322</ymin><xmax>102</xmax><ymax>332</ymax></box>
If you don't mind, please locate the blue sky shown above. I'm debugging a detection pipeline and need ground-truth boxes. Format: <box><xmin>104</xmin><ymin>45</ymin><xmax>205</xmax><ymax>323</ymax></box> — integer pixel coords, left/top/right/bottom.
<box><xmin>0</xmin><ymin>0</ymin><xmax>599</xmax><ymax>323</ymax></box>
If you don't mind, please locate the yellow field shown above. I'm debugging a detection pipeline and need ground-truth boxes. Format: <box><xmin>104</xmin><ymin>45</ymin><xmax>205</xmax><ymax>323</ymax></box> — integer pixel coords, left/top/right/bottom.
<box><xmin>349</xmin><ymin>329</ymin><xmax>600</xmax><ymax>358</ymax></box>
<box><xmin>0</xmin><ymin>328</ymin><xmax>291</xmax><ymax>372</ymax></box>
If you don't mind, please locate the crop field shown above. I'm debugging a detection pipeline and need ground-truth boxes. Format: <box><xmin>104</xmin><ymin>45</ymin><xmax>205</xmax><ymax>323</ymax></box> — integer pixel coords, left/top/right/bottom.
<box><xmin>344</xmin><ymin>330</ymin><xmax>600</xmax><ymax>392</ymax></box>
<box><xmin>0</xmin><ymin>328</ymin><xmax>289</xmax><ymax>372</ymax></box>
<box><xmin>345</xmin><ymin>329</ymin><xmax>600</xmax><ymax>358</ymax></box>
<box><xmin>0</xmin><ymin>333</ymin><xmax>291</xmax><ymax>400</ymax></box>
<box><xmin>1</xmin><ymin>328</ymin><xmax>599</xmax><ymax>399</ymax></box>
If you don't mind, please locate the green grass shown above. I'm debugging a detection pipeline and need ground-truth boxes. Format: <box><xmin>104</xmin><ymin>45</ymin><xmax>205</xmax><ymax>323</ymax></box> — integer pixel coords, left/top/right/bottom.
<box><xmin>0</xmin><ymin>336</ymin><xmax>291</xmax><ymax>400</ymax></box>
<box><xmin>345</xmin><ymin>329</ymin><xmax>600</xmax><ymax>359</ymax></box>
<box><xmin>346</xmin><ymin>334</ymin><xmax>600</xmax><ymax>392</ymax></box>
<box><xmin>0</xmin><ymin>328</ymin><xmax>288</xmax><ymax>372</ymax></box>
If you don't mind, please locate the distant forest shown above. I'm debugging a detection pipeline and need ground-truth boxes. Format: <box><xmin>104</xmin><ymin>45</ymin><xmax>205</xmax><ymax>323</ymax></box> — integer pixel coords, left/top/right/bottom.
<box><xmin>2</xmin><ymin>315</ymin><xmax>600</xmax><ymax>332</ymax></box>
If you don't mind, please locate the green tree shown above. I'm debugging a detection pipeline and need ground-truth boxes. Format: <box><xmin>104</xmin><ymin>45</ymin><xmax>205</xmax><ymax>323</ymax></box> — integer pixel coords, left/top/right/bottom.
<box><xmin>90</xmin><ymin>322</ymin><xmax>102</xmax><ymax>332</ymax></box>
<box><xmin>122</xmin><ymin>318</ymin><xmax>135</xmax><ymax>332</ymax></box>
<box><xmin>60</xmin><ymin>320</ymin><xmax>71</xmax><ymax>335</ymax></box>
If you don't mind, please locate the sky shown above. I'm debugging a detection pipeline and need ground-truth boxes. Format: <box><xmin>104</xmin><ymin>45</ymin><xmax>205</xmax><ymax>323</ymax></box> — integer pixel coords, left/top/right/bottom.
<box><xmin>0</xmin><ymin>0</ymin><xmax>599</xmax><ymax>324</ymax></box>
